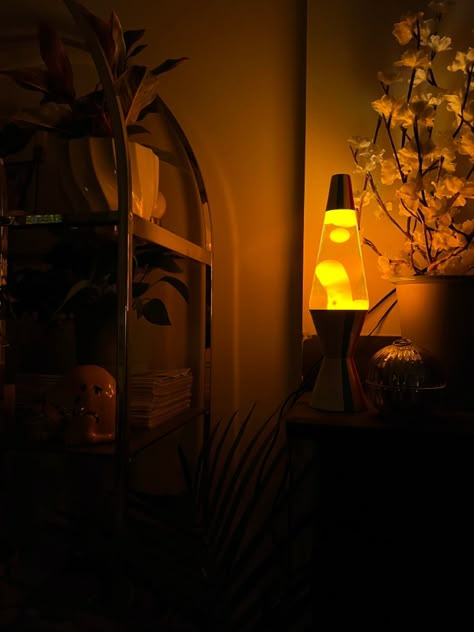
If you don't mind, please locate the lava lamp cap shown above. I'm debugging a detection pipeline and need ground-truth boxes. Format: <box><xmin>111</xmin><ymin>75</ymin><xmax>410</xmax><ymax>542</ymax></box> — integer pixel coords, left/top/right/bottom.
<box><xmin>326</xmin><ymin>174</ymin><xmax>355</xmax><ymax>212</ymax></box>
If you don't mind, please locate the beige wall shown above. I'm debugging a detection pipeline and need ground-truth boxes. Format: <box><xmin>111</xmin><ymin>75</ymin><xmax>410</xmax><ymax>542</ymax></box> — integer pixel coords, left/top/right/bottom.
<box><xmin>304</xmin><ymin>0</ymin><xmax>474</xmax><ymax>339</ymax></box>
<box><xmin>0</xmin><ymin>0</ymin><xmax>307</xmax><ymax>421</ymax></box>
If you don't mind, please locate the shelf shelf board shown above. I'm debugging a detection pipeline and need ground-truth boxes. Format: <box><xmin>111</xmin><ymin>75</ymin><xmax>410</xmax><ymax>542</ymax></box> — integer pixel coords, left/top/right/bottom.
<box><xmin>1</xmin><ymin>211</ymin><xmax>119</xmax><ymax>227</ymax></box>
<box><xmin>6</xmin><ymin>407</ymin><xmax>207</xmax><ymax>459</ymax></box>
<box><xmin>2</xmin><ymin>211</ymin><xmax>212</xmax><ymax>264</ymax></box>
<box><xmin>133</xmin><ymin>215</ymin><xmax>211</xmax><ymax>265</ymax></box>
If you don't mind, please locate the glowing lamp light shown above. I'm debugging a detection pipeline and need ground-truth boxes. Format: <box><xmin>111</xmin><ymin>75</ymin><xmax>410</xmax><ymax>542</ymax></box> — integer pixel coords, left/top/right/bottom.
<box><xmin>309</xmin><ymin>173</ymin><xmax>369</xmax><ymax>412</ymax></box>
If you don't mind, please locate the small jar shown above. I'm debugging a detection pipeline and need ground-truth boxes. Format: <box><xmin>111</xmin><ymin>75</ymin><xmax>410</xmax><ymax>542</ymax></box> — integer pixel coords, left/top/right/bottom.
<box><xmin>365</xmin><ymin>338</ymin><xmax>446</xmax><ymax>416</ymax></box>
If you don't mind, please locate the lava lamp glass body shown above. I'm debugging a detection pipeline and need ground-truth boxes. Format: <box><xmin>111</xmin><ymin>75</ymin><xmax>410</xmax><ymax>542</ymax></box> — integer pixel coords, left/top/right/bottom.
<box><xmin>309</xmin><ymin>174</ymin><xmax>368</xmax><ymax>413</ymax></box>
<box><xmin>309</xmin><ymin>208</ymin><xmax>368</xmax><ymax>311</ymax></box>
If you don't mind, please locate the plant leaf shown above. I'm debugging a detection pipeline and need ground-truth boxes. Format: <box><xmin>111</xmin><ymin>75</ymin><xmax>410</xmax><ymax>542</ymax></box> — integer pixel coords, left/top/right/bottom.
<box><xmin>127</xmin><ymin>44</ymin><xmax>147</xmax><ymax>60</ymax></box>
<box><xmin>132</xmin><ymin>281</ymin><xmax>150</xmax><ymax>298</ymax></box>
<box><xmin>134</xmin><ymin>298</ymin><xmax>144</xmax><ymax>319</ymax></box>
<box><xmin>136</xmin><ymin>249</ymin><xmax>183</xmax><ymax>273</ymax></box>
<box><xmin>148</xmin><ymin>146</ymin><xmax>183</xmax><ymax>168</ymax></box>
<box><xmin>110</xmin><ymin>10</ymin><xmax>127</xmax><ymax>77</ymax></box>
<box><xmin>211</xmin><ymin>414</ymin><xmax>281</xmax><ymax>558</ymax></box>
<box><xmin>136</xmin><ymin>95</ymin><xmax>165</xmax><ymax>121</ymax></box>
<box><xmin>142</xmin><ymin>298</ymin><xmax>171</xmax><ymax>325</ymax></box>
<box><xmin>54</xmin><ymin>279</ymin><xmax>91</xmax><ymax>315</ymax></box>
<box><xmin>38</xmin><ymin>22</ymin><xmax>75</xmax><ymax>102</ymax></box>
<box><xmin>151</xmin><ymin>57</ymin><xmax>189</xmax><ymax>76</ymax></box>
<box><xmin>116</xmin><ymin>66</ymin><xmax>162</xmax><ymax>126</ymax></box>
<box><xmin>158</xmin><ymin>276</ymin><xmax>189</xmax><ymax>302</ymax></box>
<box><xmin>126</xmin><ymin>124</ymin><xmax>149</xmax><ymax>136</ymax></box>
<box><xmin>0</xmin><ymin>66</ymin><xmax>51</xmax><ymax>95</ymax></box>
<box><xmin>123</xmin><ymin>29</ymin><xmax>146</xmax><ymax>53</ymax></box>
<box><xmin>67</xmin><ymin>0</ymin><xmax>115</xmax><ymax>70</ymax></box>
<box><xmin>9</xmin><ymin>103</ymin><xmax>72</xmax><ymax>133</ymax></box>
<box><xmin>207</xmin><ymin>405</ymin><xmax>257</xmax><ymax>524</ymax></box>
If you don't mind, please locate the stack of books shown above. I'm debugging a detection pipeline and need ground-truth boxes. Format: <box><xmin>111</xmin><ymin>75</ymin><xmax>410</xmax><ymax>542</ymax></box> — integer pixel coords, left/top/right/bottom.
<box><xmin>129</xmin><ymin>368</ymin><xmax>193</xmax><ymax>428</ymax></box>
<box><xmin>15</xmin><ymin>369</ymin><xmax>194</xmax><ymax>431</ymax></box>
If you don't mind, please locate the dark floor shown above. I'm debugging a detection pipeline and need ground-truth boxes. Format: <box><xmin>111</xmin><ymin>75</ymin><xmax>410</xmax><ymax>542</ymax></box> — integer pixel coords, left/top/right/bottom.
<box><xmin>0</xmin><ymin>491</ymin><xmax>204</xmax><ymax>631</ymax></box>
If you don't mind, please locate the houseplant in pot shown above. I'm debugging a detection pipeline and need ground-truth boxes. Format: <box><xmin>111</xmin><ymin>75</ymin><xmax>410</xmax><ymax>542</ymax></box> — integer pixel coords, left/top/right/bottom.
<box><xmin>0</xmin><ymin>0</ymin><xmax>187</xmax><ymax>218</ymax></box>
<box><xmin>4</xmin><ymin>228</ymin><xmax>189</xmax><ymax>376</ymax></box>
<box><xmin>348</xmin><ymin>1</ymin><xmax>474</xmax><ymax>409</ymax></box>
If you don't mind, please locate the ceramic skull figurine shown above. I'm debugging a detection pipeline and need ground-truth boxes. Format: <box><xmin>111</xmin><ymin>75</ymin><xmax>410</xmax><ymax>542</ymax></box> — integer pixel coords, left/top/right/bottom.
<box><xmin>45</xmin><ymin>365</ymin><xmax>116</xmax><ymax>445</ymax></box>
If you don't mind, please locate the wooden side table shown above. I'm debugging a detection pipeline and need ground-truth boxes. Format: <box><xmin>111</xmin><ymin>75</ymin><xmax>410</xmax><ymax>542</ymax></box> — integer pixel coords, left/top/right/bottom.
<box><xmin>285</xmin><ymin>393</ymin><xmax>474</xmax><ymax>628</ymax></box>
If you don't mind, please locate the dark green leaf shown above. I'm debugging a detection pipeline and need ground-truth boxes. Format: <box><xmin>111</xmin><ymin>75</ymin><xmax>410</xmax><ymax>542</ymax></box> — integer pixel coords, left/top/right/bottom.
<box><xmin>67</xmin><ymin>0</ymin><xmax>115</xmax><ymax>69</ymax></box>
<box><xmin>115</xmin><ymin>66</ymin><xmax>162</xmax><ymax>126</ymax></box>
<box><xmin>151</xmin><ymin>57</ymin><xmax>189</xmax><ymax>76</ymax></box>
<box><xmin>126</xmin><ymin>124</ymin><xmax>150</xmax><ymax>136</ymax></box>
<box><xmin>111</xmin><ymin>11</ymin><xmax>127</xmax><ymax>76</ymax></box>
<box><xmin>123</xmin><ymin>29</ymin><xmax>146</xmax><ymax>52</ymax></box>
<box><xmin>142</xmin><ymin>298</ymin><xmax>171</xmax><ymax>325</ymax></box>
<box><xmin>0</xmin><ymin>67</ymin><xmax>51</xmax><ymax>95</ymax></box>
<box><xmin>132</xmin><ymin>281</ymin><xmax>150</xmax><ymax>298</ymax></box>
<box><xmin>136</xmin><ymin>95</ymin><xmax>165</xmax><ymax>121</ymax></box>
<box><xmin>127</xmin><ymin>44</ymin><xmax>147</xmax><ymax>60</ymax></box>
<box><xmin>212</xmin><ymin>411</ymin><xmax>283</xmax><ymax>557</ymax></box>
<box><xmin>54</xmin><ymin>279</ymin><xmax>92</xmax><ymax>315</ymax></box>
<box><xmin>136</xmin><ymin>249</ymin><xmax>183</xmax><ymax>273</ymax></box>
<box><xmin>208</xmin><ymin>405</ymin><xmax>257</xmax><ymax>524</ymax></box>
<box><xmin>158</xmin><ymin>276</ymin><xmax>189</xmax><ymax>302</ymax></box>
<box><xmin>134</xmin><ymin>298</ymin><xmax>144</xmax><ymax>319</ymax></box>
<box><xmin>38</xmin><ymin>22</ymin><xmax>75</xmax><ymax>102</ymax></box>
<box><xmin>148</xmin><ymin>146</ymin><xmax>183</xmax><ymax>168</ymax></box>
<box><xmin>10</xmin><ymin>103</ymin><xmax>72</xmax><ymax>134</ymax></box>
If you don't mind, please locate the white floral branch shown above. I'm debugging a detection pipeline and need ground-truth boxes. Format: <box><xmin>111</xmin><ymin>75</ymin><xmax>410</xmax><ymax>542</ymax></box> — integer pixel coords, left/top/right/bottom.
<box><xmin>348</xmin><ymin>1</ymin><xmax>474</xmax><ymax>278</ymax></box>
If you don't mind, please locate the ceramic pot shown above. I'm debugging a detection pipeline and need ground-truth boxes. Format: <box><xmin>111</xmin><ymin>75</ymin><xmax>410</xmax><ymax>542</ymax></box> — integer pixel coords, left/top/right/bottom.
<box><xmin>394</xmin><ymin>275</ymin><xmax>474</xmax><ymax>411</ymax></box>
<box><xmin>12</xmin><ymin>133</ymin><xmax>162</xmax><ymax>220</ymax></box>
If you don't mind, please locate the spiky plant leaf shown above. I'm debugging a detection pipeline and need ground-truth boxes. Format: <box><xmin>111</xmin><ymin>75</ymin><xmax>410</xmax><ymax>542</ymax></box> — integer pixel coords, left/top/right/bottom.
<box><xmin>66</xmin><ymin>0</ymin><xmax>115</xmax><ymax>70</ymax></box>
<box><xmin>127</xmin><ymin>44</ymin><xmax>147</xmax><ymax>60</ymax></box>
<box><xmin>0</xmin><ymin>67</ymin><xmax>51</xmax><ymax>95</ymax></box>
<box><xmin>151</xmin><ymin>57</ymin><xmax>189</xmax><ymax>76</ymax></box>
<box><xmin>126</xmin><ymin>124</ymin><xmax>149</xmax><ymax>136</ymax></box>
<box><xmin>9</xmin><ymin>103</ymin><xmax>72</xmax><ymax>133</ymax></box>
<box><xmin>123</xmin><ymin>29</ymin><xmax>146</xmax><ymax>53</ymax></box>
<box><xmin>110</xmin><ymin>11</ymin><xmax>127</xmax><ymax>77</ymax></box>
<box><xmin>38</xmin><ymin>22</ymin><xmax>75</xmax><ymax>102</ymax></box>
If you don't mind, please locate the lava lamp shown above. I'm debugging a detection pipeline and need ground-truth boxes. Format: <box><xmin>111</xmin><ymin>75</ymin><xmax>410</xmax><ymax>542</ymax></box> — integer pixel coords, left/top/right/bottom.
<box><xmin>309</xmin><ymin>173</ymin><xmax>369</xmax><ymax>412</ymax></box>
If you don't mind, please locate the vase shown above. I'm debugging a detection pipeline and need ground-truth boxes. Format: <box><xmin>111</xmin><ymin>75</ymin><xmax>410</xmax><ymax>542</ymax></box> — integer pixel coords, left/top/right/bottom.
<box><xmin>394</xmin><ymin>275</ymin><xmax>474</xmax><ymax>411</ymax></box>
<box><xmin>8</xmin><ymin>133</ymin><xmax>163</xmax><ymax>220</ymax></box>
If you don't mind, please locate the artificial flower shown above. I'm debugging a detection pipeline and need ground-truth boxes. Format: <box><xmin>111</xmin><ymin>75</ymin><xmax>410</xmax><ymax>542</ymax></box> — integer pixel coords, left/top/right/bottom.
<box><xmin>349</xmin><ymin>2</ymin><xmax>474</xmax><ymax>277</ymax></box>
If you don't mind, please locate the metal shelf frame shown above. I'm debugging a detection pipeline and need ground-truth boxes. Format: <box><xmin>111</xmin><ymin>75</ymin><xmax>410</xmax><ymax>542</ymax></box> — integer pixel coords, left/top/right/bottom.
<box><xmin>0</xmin><ymin>0</ymin><xmax>212</xmax><ymax>535</ymax></box>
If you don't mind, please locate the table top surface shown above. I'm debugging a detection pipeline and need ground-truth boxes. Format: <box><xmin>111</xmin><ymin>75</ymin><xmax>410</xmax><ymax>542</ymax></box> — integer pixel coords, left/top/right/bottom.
<box><xmin>285</xmin><ymin>392</ymin><xmax>474</xmax><ymax>437</ymax></box>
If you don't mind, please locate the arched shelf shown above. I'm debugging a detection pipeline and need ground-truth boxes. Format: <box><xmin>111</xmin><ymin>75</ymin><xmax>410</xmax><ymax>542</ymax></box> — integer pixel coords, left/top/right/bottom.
<box><xmin>0</xmin><ymin>0</ymin><xmax>212</xmax><ymax>531</ymax></box>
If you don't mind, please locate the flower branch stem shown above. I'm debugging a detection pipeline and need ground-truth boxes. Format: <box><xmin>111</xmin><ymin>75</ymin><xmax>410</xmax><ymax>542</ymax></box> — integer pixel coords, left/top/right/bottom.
<box><xmin>351</xmin><ymin>4</ymin><xmax>474</xmax><ymax>278</ymax></box>
<box><xmin>369</xmin><ymin>176</ymin><xmax>411</xmax><ymax>239</ymax></box>
<box><xmin>453</xmin><ymin>63</ymin><xmax>473</xmax><ymax>138</ymax></box>
<box><xmin>382</xmin><ymin>116</ymin><xmax>407</xmax><ymax>182</ymax></box>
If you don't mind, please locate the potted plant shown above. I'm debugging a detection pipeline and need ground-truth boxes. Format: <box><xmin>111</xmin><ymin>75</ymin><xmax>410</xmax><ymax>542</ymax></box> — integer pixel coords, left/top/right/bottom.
<box><xmin>0</xmin><ymin>0</ymin><xmax>187</xmax><ymax>218</ymax></box>
<box><xmin>4</xmin><ymin>228</ymin><xmax>189</xmax><ymax>375</ymax></box>
<box><xmin>348</xmin><ymin>1</ymin><xmax>474</xmax><ymax>408</ymax></box>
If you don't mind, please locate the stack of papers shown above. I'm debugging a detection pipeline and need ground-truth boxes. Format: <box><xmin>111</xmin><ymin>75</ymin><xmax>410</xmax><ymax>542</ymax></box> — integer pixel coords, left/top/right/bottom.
<box><xmin>15</xmin><ymin>369</ymin><xmax>194</xmax><ymax>430</ymax></box>
<box><xmin>129</xmin><ymin>368</ymin><xmax>193</xmax><ymax>428</ymax></box>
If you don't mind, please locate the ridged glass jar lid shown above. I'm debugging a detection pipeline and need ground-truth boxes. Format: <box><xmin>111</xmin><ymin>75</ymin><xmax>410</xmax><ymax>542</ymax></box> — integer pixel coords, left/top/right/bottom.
<box><xmin>366</xmin><ymin>338</ymin><xmax>446</xmax><ymax>390</ymax></box>
<box><xmin>365</xmin><ymin>338</ymin><xmax>446</xmax><ymax>415</ymax></box>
